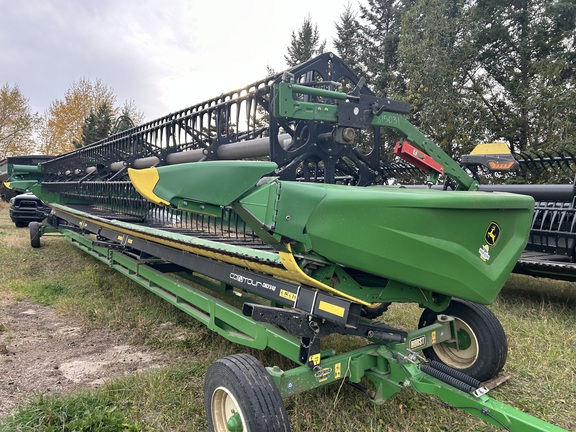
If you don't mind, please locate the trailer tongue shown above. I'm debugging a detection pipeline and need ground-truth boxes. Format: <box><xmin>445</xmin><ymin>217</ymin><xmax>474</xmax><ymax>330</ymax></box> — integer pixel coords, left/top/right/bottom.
<box><xmin>6</xmin><ymin>53</ymin><xmax>567</xmax><ymax>431</ymax></box>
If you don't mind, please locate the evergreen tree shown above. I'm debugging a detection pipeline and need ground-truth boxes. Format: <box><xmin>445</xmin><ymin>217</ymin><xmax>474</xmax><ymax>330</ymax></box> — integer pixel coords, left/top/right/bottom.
<box><xmin>397</xmin><ymin>0</ymin><xmax>484</xmax><ymax>157</ymax></box>
<box><xmin>358</xmin><ymin>0</ymin><xmax>408</xmax><ymax>97</ymax></box>
<box><xmin>470</xmin><ymin>0</ymin><xmax>576</xmax><ymax>153</ymax></box>
<box><xmin>333</xmin><ymin>3</ymin><xmax>363</xmax><ymax>76</ymax></box>
<box><xmin>285</xmin><ymin>17</ymin><xmax>326</xmax><ymax>67</ymax></box>
<box><xmin>75</xmin><ymin>111</ymin><xmax>97</xmax><ymax>148</ymax></box>
<box><xmin>356</xmin><ymin>0</ymin><xmax>576</xmax><ymax>158</ymax></box>
<box><xmin>76</xmin><ymin>102</ymin><xmax>113</xmax><ymax>148</ymax></box>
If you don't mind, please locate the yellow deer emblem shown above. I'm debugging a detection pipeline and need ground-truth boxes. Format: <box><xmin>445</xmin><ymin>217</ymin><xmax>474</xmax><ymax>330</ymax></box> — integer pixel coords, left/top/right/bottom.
<box><xmin>485</xmin><ymin>222</ymin><xmax>500</xmax><ymax>246</ymax></box>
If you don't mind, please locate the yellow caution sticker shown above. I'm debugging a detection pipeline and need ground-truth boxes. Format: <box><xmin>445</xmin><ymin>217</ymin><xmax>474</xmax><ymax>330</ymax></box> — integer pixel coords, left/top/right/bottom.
<box><xmin>318</xmin><ymin>300</ymin><xmax>345</xmax><ymax>317</ymax></box>
<box><xmin>308</xmin><ymin>353</ymin><xmax>321</xmax><ymax>366</ymax></box>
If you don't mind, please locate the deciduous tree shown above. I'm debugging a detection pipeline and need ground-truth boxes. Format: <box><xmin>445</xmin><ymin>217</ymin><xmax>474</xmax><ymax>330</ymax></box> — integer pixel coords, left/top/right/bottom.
<box><xmin>39</xmin><ymin>78</ymin><xmax>116</xmax><ymax>155</ymax></box>
<box><xmin>0</xmin><ymin>83</ymin><xmax>37</xmax><ymax>158</ymax></box>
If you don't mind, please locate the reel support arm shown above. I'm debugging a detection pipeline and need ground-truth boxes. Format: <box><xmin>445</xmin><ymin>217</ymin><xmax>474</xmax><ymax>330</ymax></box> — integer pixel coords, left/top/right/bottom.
<box><xmin>273</xmin><ymin>81</ymin><xmax>479</xmax><ymax>191</ymax></box>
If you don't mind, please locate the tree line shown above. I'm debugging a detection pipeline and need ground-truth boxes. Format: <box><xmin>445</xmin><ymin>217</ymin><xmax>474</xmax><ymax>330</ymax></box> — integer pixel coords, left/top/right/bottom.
<box><xmin>290</xmin><ymin>0</ymin><xmax>575</xmax><ymax>159</ymax></box>
<box><xmin>1</xmin><ymin>0</ymin><xmax>574</xmax><ymax>162</ymax></box>
<box><xmin>0</xmin><ymin>79</ymin><xmax>143</xmax><ymax>158</ymax></box>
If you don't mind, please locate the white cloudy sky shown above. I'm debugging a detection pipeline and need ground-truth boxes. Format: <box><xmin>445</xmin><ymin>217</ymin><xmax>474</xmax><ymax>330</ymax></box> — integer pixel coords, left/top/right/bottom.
<box><xmin>1</xmin><ymin>0</ymin><xmax>363</xmax><ymax>121</ymax></box>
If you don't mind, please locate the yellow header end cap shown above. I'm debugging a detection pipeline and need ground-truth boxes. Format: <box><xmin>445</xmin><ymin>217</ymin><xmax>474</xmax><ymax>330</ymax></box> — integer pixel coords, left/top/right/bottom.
<box><xmin>3</xmin><ymin>182</ymin><xmax>11</xmax><ymax>189</ymax></box>
<box><xmin>470</xmin><ymin>142</ymin><xmax>511</xmax><ymax>155</ymax></box>
<box><xmin>128</xmin><ymin>168</ymin><xmax>170</xmax><ymax>206</ymax></box>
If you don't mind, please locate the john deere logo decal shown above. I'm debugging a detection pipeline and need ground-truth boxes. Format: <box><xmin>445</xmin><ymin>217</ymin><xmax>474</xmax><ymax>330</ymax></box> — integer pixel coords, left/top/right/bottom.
<box><xmin>485</xmin><ymin>222</ymin><xmax>500</xmax><ymax>246</ymax></box>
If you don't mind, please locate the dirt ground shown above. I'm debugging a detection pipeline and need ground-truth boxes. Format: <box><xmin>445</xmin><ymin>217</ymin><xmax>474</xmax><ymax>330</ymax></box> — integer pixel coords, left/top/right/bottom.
<box><xmin>0</xmin><ymin>292</ymin><xmax>168</xmax><ymax>418</ymax></box>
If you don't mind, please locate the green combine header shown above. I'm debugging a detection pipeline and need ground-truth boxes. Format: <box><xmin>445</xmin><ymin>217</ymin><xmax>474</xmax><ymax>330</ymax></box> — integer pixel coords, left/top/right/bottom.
<box><xmin>4</xmin><ymin>53</ymin><xmax>568</xmax><ymax>431</ymax></box>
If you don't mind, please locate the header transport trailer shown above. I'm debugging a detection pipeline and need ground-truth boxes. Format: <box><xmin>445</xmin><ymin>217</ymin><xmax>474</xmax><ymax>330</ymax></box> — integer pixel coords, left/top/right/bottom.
<box><xmin>5</xmin><ymin>53</ymin><xmax>568</xmax><ymax>431</ymax></box>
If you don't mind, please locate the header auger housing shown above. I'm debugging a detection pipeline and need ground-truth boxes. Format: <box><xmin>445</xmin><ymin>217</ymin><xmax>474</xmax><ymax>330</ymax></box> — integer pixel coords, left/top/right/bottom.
<box><xmin>4</xmin><ymin>53</ymin><xmax>568</xmax><ymax>431</ymax></box>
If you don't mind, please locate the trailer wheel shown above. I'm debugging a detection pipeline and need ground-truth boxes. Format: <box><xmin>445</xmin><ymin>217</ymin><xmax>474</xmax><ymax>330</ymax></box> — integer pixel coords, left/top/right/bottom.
<box><xmin>204</xmin><ymin>353</ymin><xmax>291</xmax><ymax>432</ymax></box>
<box><xmin>418</xmin><ymin>298</ymin><xmax>507</xmax><ymax>382</ymax></box>
<box><xmin>29</xmin><ymin>222</ymin><xmax>41</xmax><ymax>248</ymax></box>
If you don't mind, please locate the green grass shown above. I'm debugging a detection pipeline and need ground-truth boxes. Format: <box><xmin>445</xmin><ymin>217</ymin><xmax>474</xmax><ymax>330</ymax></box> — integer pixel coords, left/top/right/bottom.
<box><xmin>0</xmin><ymin>201</ymin><xmax>575</xmax><ymax>431</ymax></box>
<box><xmin>0</xmin><ymin>392</ymin><xmax>143</xmax><ymax>432</ymax></box>
<box><xmin>0</xmin><ymin>362</ymin><xmax>216</xmax><ymax>432</ymax></box>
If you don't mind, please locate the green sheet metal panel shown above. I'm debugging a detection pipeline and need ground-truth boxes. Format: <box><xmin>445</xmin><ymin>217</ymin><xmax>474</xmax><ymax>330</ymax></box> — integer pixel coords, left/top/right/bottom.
<box><xmin>274</xmin><ymin>183</ymin><xmax>534</xmax><ymax>304</ymax></box>
<box><xmin>147</xmin><ymin>161</ymin><xmax>277</xmax><ymax>207</ymax></box>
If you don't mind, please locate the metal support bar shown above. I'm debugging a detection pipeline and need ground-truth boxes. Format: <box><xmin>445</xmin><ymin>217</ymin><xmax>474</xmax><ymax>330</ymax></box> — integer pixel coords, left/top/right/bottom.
<box><xmin>244</xmin><ymin>303</ymin><xmax>406</xmax><ymax>368</ymax></box>
<box><xmin>62</xmin><ymin>227</ymin><xmax>303</xmax><ymax>363</ymax></box>
<box><xmin>108</xmin><ymin>134</ymin><xmax>293</xmax><ymax>172</ymax></box>
<box><xmin>273</xmin><ymin>81</ymin><xmax>478</xmax><ymax>191</ymax></box>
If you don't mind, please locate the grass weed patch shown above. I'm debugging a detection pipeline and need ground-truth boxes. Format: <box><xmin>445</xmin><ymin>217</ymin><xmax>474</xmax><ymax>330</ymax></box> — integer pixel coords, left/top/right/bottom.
<box><xmin>0</xmin><ymin>392</ymin><xmax>142</xmax><ymax>432</ymax></box>
<box><xmin>103</xmin><ymin>362</ymin><xmax>210</xmax><ymax>431</ymax></box>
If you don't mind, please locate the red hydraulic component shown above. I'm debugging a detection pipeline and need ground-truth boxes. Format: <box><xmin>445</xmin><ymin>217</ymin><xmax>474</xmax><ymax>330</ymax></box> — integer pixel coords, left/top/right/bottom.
<box><xmin>394</xmin><ymin>140</ymin><xmax>444</xmax><ymax>175</ymax></box>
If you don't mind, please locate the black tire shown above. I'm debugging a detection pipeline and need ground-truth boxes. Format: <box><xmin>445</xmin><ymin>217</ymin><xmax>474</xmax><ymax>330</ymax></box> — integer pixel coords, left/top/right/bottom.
<box><xmin>418</xmin><ymin>298</ymin><xmax>507</xmax><ymax>382</ymax></box>
<box><xmin>204</xmin><ymin>353</ymin><xmax>291</xmax><ymax>432</ymax></box>
<box><xmin>29</xmin><ymin>222</ymin><xmax>41</xmax><ymax>248</ymax></box>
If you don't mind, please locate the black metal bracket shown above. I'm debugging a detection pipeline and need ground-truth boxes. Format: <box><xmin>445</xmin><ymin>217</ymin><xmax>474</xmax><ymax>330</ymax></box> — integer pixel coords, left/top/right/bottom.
<box><xmin>337</xmin><ymin>95</ymin><xmax>411</xmax><ymax>129</ymax></box>
<box><xmin>243</xmin><ymin>303</ymin><xmax>407</xmax><ymax>369</ymax></box>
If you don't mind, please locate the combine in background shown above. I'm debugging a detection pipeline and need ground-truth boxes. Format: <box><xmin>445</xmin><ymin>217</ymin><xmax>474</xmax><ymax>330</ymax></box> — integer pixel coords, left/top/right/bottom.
<box><xmin>0</xmin><ymin>155</ymin><xmax>53</xmax><ymax>201</ymax></box>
